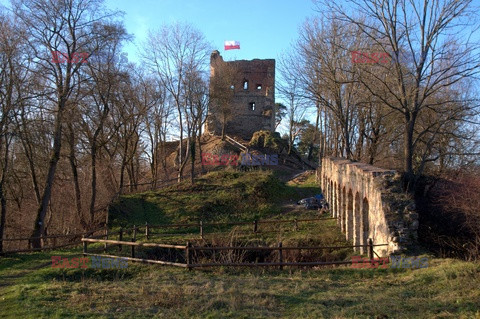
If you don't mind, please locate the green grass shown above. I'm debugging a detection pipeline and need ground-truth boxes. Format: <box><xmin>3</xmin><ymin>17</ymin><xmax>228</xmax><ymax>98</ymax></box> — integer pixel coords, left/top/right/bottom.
<box><xmin>109</xmin><ymin>170</ymin><xmax>299</xmax><ymax>228</ymax></box>
<box><xmin>108</xmin><ymin>170</ymin><xmax>322</xmax><ymax>238</ymax></box>
<box><xmin>1</xmin><ymin>169</ymin><xmax>479</xmax><ymax>318</ymax></box>
<box><xmin>107</xmin><ymin>169</ymin><xmax>348</xmax><ymax>262</ymax></box>
<box><xmin>1</xmin><ymin>252</ymin><xmax>479</xmax><ymax>318</ymax></box>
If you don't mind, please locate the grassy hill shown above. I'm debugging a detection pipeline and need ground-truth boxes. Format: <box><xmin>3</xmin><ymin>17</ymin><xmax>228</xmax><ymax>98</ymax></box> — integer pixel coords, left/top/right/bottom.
<box><xmin>1</xmin><ymin>169</ymin><xmax>479</xmax><ymax>318</ymax></box>
<box><xmin>109</xmin><ymin>170</ymin><xmax>296</xmax><ymax>227</ymax></box>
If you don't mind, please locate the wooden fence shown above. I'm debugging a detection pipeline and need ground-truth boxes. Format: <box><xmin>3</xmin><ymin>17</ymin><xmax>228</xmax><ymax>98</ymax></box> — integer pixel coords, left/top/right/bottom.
<box><xmin>0</xmin><ymin>227</ymin><xmax>105</xmax><ymax>254</ymax></box>
<box><xmin>134</xmin><ymin>217</ymin><xmax>337</xmax><ymax>239</ymax></box>
<box><xmin>82</xmin><ymin>226</ymin><xmax>388</xmax><ymax>270</ymax></box>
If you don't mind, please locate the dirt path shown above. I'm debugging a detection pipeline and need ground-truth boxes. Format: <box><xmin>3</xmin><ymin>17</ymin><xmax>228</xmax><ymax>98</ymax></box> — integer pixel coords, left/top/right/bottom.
<box><xmin>276</xmin><ymin>170</ymin><xmax>327</xmax><ymax>217</ymax></box>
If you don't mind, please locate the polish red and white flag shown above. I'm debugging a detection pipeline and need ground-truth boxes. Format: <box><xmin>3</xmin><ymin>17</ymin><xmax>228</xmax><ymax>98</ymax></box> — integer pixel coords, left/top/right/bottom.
<box><xmin>224</xmin><ymin>40</ymin><xmax>240</xmax><ymax>50</ymax></box>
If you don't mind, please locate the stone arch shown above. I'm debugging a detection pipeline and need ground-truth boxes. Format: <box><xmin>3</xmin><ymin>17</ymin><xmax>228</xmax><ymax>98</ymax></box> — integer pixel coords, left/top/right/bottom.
<box><xmin>325</xmin><ymin>179</ymin><xmax>329</xmax><ymax>202</ymax></box>
<box><xmin>329</xmin><ymin>180</ymin><xmax>333</xmax><ymax>213</ymax></box>
<box><xmin>354</xmin><ymin>192</ymin><xmax>362</xmax><ymax>252</ymax></box>
<box><xmin>326</xmin><ymin>179</ymin><xmax>330</xmax><ymax>203</ymax></box>
<box><xmin>336</xmin><ymin>183</ymin><xmax>341</xmax><ymax>222</ymax></box>
<box><xmin>321</xmin><ymin>157</ymin><xmax>418</xmax><ymax>257</ymax></box>
<box><xmin>361</xmin><ymin>197</ymin><xmax>370</xmax><ymax>254</ymax></box>
<box><xmin>347</xmin><ymin>189</ymin><xmax>354</xmax><ymax>241</ymax></box>
<box><xmin>333</xmin><ymin>182</ymin><xmax>337</xmax><ymax>218</ymax></box>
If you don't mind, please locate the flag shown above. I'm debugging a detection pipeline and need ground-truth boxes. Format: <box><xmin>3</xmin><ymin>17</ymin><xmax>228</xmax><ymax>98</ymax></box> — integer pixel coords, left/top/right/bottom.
<box><xmin>224</xmin><ymin>40</ymin><xmax>240</xmax><ymax>50</ymax></box>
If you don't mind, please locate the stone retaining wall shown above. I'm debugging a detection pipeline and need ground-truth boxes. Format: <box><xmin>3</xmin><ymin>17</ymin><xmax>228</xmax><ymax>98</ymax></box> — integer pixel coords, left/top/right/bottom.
<box><xmin>319</xmin><ymin>157</ymin><xmax>418</xmax><ymax>256</ymax></box>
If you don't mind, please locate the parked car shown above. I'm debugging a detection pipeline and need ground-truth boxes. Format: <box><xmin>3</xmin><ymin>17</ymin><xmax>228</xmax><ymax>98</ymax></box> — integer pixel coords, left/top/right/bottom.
<box><xmin>297</xmin><ymin>194</ymin><xmax>329</xmax><ymax>211</ymax></box>
<box><xmin>297</xmin><ymin>197</ymin><xmax>320</xmax><ymax>210</ymax></box>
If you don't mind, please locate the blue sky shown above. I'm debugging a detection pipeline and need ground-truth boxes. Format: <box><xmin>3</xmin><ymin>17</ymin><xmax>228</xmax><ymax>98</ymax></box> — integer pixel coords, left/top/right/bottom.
<box><xmin>102</xmin><ymin>0</ymin><xmax>322</xmax><ymax>132</ymax></box>
<box><xmin>0</xmin><ymin>0</ymin><xmax>318</xmax><ymax>63</ymax></box>
<box><xmin>0</xmin><ymin>0</ymin><xmax>319</xmax><ymax>135</ymax></box>
<box><xmin>105</xmin><ymin>0</ymin><xmax>317</xmax><ymax>63</ymax></box>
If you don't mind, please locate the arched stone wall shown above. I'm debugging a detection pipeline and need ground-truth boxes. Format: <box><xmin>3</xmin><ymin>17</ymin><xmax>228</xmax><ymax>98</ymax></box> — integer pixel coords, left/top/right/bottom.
<box><xmin>320</xmin><ymin>157</ymin><xmax>418</xmax><ymax>257</ymax></box>
<box><xmin>361</xmin><ymin>197</ymin><xmax>369</xmax><ymax>254</ymax></box>
<box><xmin>333</xmin><ymin>182</ymin><xmax>337</xmax><ymax>218</ymax></box>
<box><xmin>336</xmin><ymin>183</ymin><xmax>341</xmax><ymax>223</ymax></box>
<box><xmin>354</xmin><ymin>192</ymin><xmax>361</xmax><ymax>252</ymax></box>
<box><xmin>329</xmin><ymin>180</ymin><xmax>333</xmax><ymax>215</ymax></box>
<box><xmin>347</xmin><ymin>190</ymin><xmax>354</xmax><ymax>242</ymax></box>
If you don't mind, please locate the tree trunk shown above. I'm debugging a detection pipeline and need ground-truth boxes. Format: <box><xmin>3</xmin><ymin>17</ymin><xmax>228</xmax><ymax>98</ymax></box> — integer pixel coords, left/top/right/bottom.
<box><xmin>355</xmin><ymin>114</ymin><xmax>365</xmax><ymax>161</ymax></box>
<box><xmin>0</xmin><ymin>183</ymin><xmax>6</xmax><ymax>253</ymax></box>
<box><xmin>221</xmin><ymin>113</ymin><xmax>226</xmax><ymax>140</ymax></box>
<box><xmin>197</xmin><ymin>125</ymin><xmax>205</xmax><ymax>174</ymax></box>
<box><xmin>404</xmin><ymin>113</ymin><xmax>416</xmax><ymax>192</ymax></box>
<box><xmin>308</xmin><ymin>103</ymin><xmax>321</xmax><ymax>161</ymax></box>
<box><xmin>178</xmin><ymin>136</ymin><xmax>190</xmax><ymax>182</ymax></box>
<box><xmin>31</xmin><ymin>102</ymin><xmax>64</xmax><ymax>248</ymax></box>
<box><xmin>17</xmin><ymin>110</ymin><xmax>41</xmax><ymax>204</ymax></box>
<box><xmin>177</xmin><ymin>101</ymin><xmax>184</xmax><ymax>182</ymax></box>
<box><xmin>89</xmin><ymin>140</ymin><xmax>97</xmax><ymax>225</ymax></box>
<box><xmin>0</xmin><ymin>136</ymin><xmax>10</xmax><ymax>253</ymax></box>
<box><xmin>67</xmin><ymin>123</ymin><xmax>86</xmax><ymax>229</ymax></box>
<box><xmin>119</xmin><ymin>140</ymin><xmax>128</xmax><ymax>195</ymax></box>
<box><xmin>190</xmin><ymin>137</ymin><xmax>196</xmax><ymax>184</ymax></box>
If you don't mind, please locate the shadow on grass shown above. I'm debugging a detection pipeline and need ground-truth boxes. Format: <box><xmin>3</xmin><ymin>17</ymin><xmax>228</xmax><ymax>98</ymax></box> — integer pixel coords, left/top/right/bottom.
<box><xmin>0</xmin><ymin>251</ymin><xmax>55</xmax><ymax>272</ymax></box>
<box><xmin>39</xmin><ymin>266</ymin><xmax>137</xmax><ymax>282</ymax></box>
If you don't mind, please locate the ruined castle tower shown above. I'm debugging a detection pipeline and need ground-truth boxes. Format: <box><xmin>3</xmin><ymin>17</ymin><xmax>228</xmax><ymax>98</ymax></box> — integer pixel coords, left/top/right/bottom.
<box><xmin>205</xmin><ymin>50</ymin><xmax>275</xmax><ymax>140</ymax></box>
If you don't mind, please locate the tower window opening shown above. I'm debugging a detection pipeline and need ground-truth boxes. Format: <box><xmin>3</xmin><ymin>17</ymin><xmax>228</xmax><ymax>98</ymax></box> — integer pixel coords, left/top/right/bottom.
<box><xmin>256</xmin><ymin>84</ymin><xmax>262</xmax><ymax>90</ymax></box>
<box><xmin>243</xmin><ymin>80</ymin><xmax>248</xmax><ymax>90</ymax></box>
<box><xmin>249</xmin><ymin>102</ymin><xmax>256</xmax><ymax>111</ymax></box>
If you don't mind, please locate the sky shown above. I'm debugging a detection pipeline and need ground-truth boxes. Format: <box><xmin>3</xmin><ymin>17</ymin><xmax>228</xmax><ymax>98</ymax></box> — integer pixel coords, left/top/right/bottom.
<box><xmin>104</xmin><ymin>0</ymin><xmax>318</xmax><ymax>63</ymax></box>
<box><xmin>0</xmin><ymin>0</ymin><xmax>321</xmax><ymax>131</ymax></box>
<box><xmin>101</xmin><ymin>0</ymin><xmax>322</xmax><ymax>133</ymax></box>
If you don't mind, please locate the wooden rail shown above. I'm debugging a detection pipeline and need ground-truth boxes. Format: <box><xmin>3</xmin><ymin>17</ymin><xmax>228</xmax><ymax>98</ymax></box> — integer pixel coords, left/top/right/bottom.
<box><xmin>81</xmin><ymin>238</ymin><xmax>185</xmax><ymax>249</ymax></box>
<box><xmin>189</xmin><ymin>261</ymin><xmax>354</xmax><ymax>268</ymax></box>
<box><xmin>224</xmin><ymin>135</ymin><xmax>248</xmax><ymax>152</ymax></box>
<box><xmin>0</xmin><ymin>227</ymin><xmax>104</xmax><ymax>242</ymax></box>
<box><xmin>1</xmin><ymin>227</ymin><xmax>105</xmax><ymax>254</ymax></box>
<box><xmin>83</xmin><ymin>253</ymin><xmax>188</xmax><ymax>268</ymax></box>
<box><xmin>139</xmin><ymin>217</ymin><xmax>336</xmax><ymax>240</ymax></box>
<box><xmin>81</xmin><ymin>236</ymin><xmax>388</xmax><ymax>270</ymax></box>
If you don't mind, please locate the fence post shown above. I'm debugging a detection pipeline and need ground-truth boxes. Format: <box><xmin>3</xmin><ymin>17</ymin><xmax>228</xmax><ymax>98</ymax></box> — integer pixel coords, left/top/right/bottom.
<box><xmin>368</xmin><ymin>238</ymin><xmax>373</xmax><ymax>260</ymax></box>
<box><xmin>103</xmin><ymin>225</ymin><xmax>108</xmax><ymax>253</ymax></box>
<box><xmin>278</xmin><ymin>242</ymin><xmax>283</xmax><ymax>270</ymax></box>
<box><xmin>294</xmin><ymin>219</ymin><xmax>298</xmax><ymax>231</ymax></box>
<box><xmin>200</xmin><ymin>221</ymin><xmax>204</xmax><ymax>239</ymax></box>
<box><xmin>253</xmin><ymin>220</ymin><xmax>258</xmax><ymax>233</ymax></box>
<box><xmin>131</xmin><ymin>225</ymin><xmax>136</xmax><ymax>258</ymax></box>
<box><xmin>186</xmin><ymin>241</ymin><xmax>192</xmax><ymax>270</ymax></box>
<box><xmin>118</xmin><ymin>228</ymin><xmax>123</xmax><ymax>252</ymax></box>
<box><xmin>145</xmin><ymin>222</ymin><xmax>149</xmax><ymax>240</ymax></box>
<box><xmin>82</xmin><ymin>236</ymin><xmax>87</xmax><ymax>256</ymax></box>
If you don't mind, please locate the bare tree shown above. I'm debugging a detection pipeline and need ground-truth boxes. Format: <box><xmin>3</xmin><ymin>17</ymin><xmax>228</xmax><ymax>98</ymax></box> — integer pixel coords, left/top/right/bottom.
<box><xmin>0</xmin><ymin>14</ymin><xmax>23</xmax><ymax>252</ymax></box>
<box><xmin>138</xmin><ymin>73</ymin><xmax>172</xmax><ymax>188</ymax></box>
<box><xmin>183</xmin><ymin>70</ymin><xmax>208</xmax><ymax>183</ymax></box>
<box><xmin>112</xmin><ymin>72</ymin><xmax>146</xmax><ymax>193</ymax></box>
<box><xmin>320</xmin><ymin>0</ymin><xmax>480</xmax><ymax>190</ymax></box>
<box><xmin>142</xmin><ymin>22</ymin><xmax>210</xmax><ymax>182</ymax></box>
<box><xmin>13</xmin><ymin>0</ymin><xmax>122</xmax><ymax>247</ymax></box>
<box><xmin>82</xmin><ymin>26</ymin><xmax>129</xmax><ymax>224</ymax></box>
<box><xmin>295</xmin><ymin>17</ymin><xmax>366</xmax><ymax>160</ymax></box>
<box><xmin>277</xmin><ymin>53</ymin><xmax>308</xmax><ymax>155</ymax></box>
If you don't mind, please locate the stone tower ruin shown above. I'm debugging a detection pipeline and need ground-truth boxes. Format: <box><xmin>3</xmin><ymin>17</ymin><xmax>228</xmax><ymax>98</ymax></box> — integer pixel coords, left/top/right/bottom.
<box><xmin>205</xmin><ymin>50</ymin><xmax>275</xmax><ymax>140</ymax></box>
